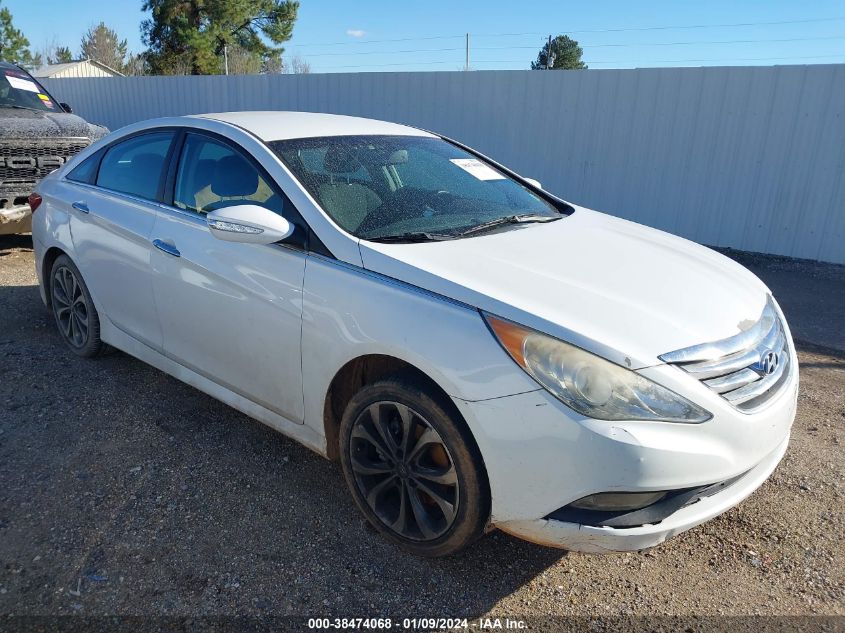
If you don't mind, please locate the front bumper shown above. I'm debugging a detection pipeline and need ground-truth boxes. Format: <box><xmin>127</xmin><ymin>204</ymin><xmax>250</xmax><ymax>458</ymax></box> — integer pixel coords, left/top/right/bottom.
<box><xmin>497</xmin><ymin>434</ymin><xmax>789</xmax><ymax>552</ymax></box>
<box><xmin>0</xmin><ymin>203</ymin><xmax>32</xmax><ymax>235</ymax></box>
<box><xmin>451</xmin><ymin>344</ymin><xmax>797</xmax><ymax>552</ymax></box>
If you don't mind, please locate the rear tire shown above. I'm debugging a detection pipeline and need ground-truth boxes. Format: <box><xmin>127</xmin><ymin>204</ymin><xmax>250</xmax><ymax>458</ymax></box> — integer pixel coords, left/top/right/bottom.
<box><xmin>49</xmin><ymin>254</ymin><xmax>107</xmax><ymax>358</ymax></box>
<box><xmin>339</xmin><ymin>375</ymin><xmax>489</xmax><ymax>557</ymax></box>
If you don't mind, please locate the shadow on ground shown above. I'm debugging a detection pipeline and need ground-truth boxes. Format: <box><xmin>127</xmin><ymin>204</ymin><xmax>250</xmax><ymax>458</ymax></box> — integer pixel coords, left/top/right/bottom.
<box><xmin>0</xmin><ymin>234</ymin><xmax>32</xmax><ymax>256</ymax></box>
<box><xmin>0</xmin><ymin>235</ymin><xmax>563</xmax><ymax>616</ymax></box>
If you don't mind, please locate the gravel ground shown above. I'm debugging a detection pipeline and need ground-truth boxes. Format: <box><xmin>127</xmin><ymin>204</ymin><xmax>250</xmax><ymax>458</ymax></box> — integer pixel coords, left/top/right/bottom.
<box><xmin>1</xmin><ymin>234</ymin><xmax>843</xmax><ymax>622</ymax></box>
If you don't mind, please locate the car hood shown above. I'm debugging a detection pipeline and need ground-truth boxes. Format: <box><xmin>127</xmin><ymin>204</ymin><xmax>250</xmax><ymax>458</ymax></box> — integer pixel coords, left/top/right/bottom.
<box><xmin>0</xmin><ymin>107</ymin><xmax>107</xmax><ymax>139</ymax></box>
<box><xmin>358</xmin><ymin>206</ymin><xmax>770</xmax><ymax>369</ymax></box>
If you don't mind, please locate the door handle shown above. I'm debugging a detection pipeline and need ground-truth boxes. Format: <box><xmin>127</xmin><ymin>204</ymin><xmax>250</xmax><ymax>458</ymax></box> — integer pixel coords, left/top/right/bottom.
<box><xmin>152</xmin><ymin>239</ymin><xmax>181</xmax><ymax>258</ymax></box>
<box><xmin>71</xmin><ymin>201</ymin><xmax>89</xmax><ymax>213</ymax></box>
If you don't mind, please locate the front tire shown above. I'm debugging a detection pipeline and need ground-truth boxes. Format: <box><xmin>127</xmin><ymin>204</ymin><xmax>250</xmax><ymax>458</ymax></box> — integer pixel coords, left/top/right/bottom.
<box><xmin>49</xmin><ymin>254</ymin><xmax>107</xmax><ymax>357</ymax></box>
<box><xmin>339</xmin><ymin>376</ymin><xmax>489</xmax><ymax>557</ymax></box>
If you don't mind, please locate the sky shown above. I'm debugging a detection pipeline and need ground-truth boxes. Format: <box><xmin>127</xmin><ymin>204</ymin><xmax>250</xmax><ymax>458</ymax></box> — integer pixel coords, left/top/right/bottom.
<box><xmin>7</xmin><ymin>0</ymin><xmax>845</xmax><ymax>73</ymax></box>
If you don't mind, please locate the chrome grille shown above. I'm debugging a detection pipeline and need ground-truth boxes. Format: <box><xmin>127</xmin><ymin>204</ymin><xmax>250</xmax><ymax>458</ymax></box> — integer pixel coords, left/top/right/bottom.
<box><xmin>659</xmin><ymin>297</ymin><xmax>791</xmax><ymax>413</ymax></box>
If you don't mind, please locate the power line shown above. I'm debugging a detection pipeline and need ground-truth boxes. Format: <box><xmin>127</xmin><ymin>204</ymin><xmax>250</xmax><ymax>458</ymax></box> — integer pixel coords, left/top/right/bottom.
<box><xmin>318</xmin><ymin>60</ymin><xmax>459</xmax><ymax>69</ymax></box>
<box><xmin>315</xmin><ymin>53</ymin><xmax>845</xmax><ymax>71</ymax></box>
<box><xmin>583</xmin><ymin>53</ymin><xmax>845</xmax><ymax>64</ymax></box>
<box><xmin>291</xmin><ymin>16</ymin><xmax>845</xmax><ymax>48</ymax></box>
<box><xmin>475</xmin><ymin>34</ymin><xmax>845</xmax><ymax>51</ymax></box>
<box><xmin>302</xmin><ymin>34</ymin><xmax>845</xmax><ymax>58</ymax></box>
<box><xmin>303</xmin><ymin>47</ymin><xmax>463</xmax><ymax>58</ymax></box>
<box><xmin>294</xmin><ymin>34</ymin><xmax>464</xmax><ymax>48</ymax></box>
<box><xmin>532</xmin><ymin>15</ymin><xmax>845</xmax><ymax>35</ymax></box>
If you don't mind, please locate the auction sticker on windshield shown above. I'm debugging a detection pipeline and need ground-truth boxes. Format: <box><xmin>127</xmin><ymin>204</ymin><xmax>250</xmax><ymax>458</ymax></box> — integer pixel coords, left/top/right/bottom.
<box><xmin>449</xmin><ymin>158</ymin><xmax>505</xmax><ymax>180</ymax></box>
<box><xmin>5</xmin><ymin>74</ymin><xmax>40</xmax><ymax>92</ymax></box>
<box><xmin>37</xmin><ymin>93</ymin><xmax>55</xmax><ymax>108</ymax></box>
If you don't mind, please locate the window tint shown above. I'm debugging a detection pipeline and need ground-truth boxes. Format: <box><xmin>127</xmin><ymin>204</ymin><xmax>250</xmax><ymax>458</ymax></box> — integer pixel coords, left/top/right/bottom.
<box><xmin>96</xmin><ymin>132</ymin><xmax>174</xmax><ymax>201</ymax></box>
<box><xmin>173</xmin><ymin>134</ymin><xmax>282</xmax><ymax>215</ymax></box>
<box><xmin>66</xmin><ymin>150</ymin><xmax>101</xmax><ymax>184</ymax></box>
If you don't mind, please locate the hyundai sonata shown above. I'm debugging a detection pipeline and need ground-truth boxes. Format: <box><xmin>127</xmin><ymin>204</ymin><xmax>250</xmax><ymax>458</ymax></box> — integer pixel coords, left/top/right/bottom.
<box><xmin>31</xmin><ymin>111</ymin><xmax>797</xmax><ymax>557</ymax></box>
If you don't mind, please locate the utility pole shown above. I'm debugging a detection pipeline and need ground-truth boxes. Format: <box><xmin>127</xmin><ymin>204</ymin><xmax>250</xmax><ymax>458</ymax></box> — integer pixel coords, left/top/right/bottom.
<box><xmin>224</xmin><ymin>43</ymin><xmax>229</xmax><ymax>75</ymax></box>
<box><xmin>465</xmin><ymin>33</ymin><xmax>470</xmax><ymax>71</ymax></box>
<box><xmin>546</xmin><ymin>34</ymin><xmax>554</xmax><ymax>69</ymax></box>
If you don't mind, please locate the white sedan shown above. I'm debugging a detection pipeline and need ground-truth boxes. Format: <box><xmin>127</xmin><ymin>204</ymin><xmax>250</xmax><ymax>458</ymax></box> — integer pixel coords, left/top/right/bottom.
<box><xmin>30</xmin><ymin>111</ymin><xmax>797</xmax><ymax>557</ymax></box>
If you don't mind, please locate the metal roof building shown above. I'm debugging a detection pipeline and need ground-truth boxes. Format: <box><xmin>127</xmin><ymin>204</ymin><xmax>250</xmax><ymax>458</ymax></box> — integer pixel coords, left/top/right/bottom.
<box><xmin>32</xmin><ymin>59</ymin><xmax>123</xmax><ymax>79</ymax></box>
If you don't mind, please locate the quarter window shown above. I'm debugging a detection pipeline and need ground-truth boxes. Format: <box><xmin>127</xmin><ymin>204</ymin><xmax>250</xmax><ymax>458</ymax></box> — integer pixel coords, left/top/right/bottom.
<box><xmin>173</xmin><ymin>134</ymin><xmax>282</xmax><ymax>215</ymax></box>
<box><xmin>96</xmin><ymin>132</ymin><xmax>174</xmax><ymax>201</ymax></box>
<box><xmin>66</xmin><ymin>150</ymin><xmax>102</xmax><ymax>185</ymax></box>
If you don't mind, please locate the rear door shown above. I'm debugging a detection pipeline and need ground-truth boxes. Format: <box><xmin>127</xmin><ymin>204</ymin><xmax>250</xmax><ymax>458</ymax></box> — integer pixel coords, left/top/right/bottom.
<box><xmin>149</xmin><ymin>131</ymin><xmax>306</xmax><ymax>422</ymax></box>
<box><xmin>65</xmin><ymin>130</ymin><xmax>176</xmax><ymax>350</ymax></box>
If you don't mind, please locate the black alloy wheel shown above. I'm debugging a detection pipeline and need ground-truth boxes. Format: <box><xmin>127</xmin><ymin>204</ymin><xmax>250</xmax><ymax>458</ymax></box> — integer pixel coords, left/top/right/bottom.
<box><xmin>339</xmin><ymin>376</ymin><xmax>489</xmax><ymax>557</ymax></box>
<box><xmin>349</xmin><ymin>400</ymin><xmax>460</xmax><ymax>541</ymax></box>
<box><xmin>52</xmin><ymin>264</ymin><xmax>89</xmax><ymax>349</ymax></box>
<box><xmin>49</xmin><ymin>254</ymin><xmax>107</xmax><ymax>357</ymax></box>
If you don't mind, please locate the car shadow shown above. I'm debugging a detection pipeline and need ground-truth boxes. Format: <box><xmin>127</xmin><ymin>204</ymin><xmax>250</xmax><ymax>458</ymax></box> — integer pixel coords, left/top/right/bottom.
<box><xmin>795</xmin><ymin>340</ymin><xmax>845</xmax><ymax>364</ymax></box>
<box><xmin>0</xmin><ymin>233</ymin><xmax>33</xmax><ymax>256</ymax></box>
<box><xmin>0</xmin><ymin>271</ymin><xmax>565</xmax><ymax>618</ymax></box>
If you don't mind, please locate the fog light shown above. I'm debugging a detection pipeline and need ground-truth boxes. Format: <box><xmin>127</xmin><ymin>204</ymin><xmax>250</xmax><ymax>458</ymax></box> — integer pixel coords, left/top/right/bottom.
<box><xmin>569</xmin><ymin>491</ymin><xmax>668</xmax><ymax>512</ymax></box>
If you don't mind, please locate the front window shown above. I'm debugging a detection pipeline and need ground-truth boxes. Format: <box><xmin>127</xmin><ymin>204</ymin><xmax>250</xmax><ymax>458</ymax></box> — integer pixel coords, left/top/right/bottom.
<box><xmin>0</xmin><ymin>68</ymin><xmax>59</xmax><ymax>112</ymax></box>
<box><xmin>173</xmin><ymin>133</ymin><xmax>282</xmax><ymax>215</ymax></box>
<box><xmin>271</xmin><ymin>135</ymin><xmax>564</xmax><ymax>240</ymax></box>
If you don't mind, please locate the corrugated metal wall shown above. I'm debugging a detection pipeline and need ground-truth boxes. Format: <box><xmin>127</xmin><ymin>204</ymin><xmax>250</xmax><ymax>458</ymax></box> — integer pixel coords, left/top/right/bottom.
<box><xmin>43</xmin><ymin>65</ymin><xmax>845</xmax><ymax>264</ymax></box>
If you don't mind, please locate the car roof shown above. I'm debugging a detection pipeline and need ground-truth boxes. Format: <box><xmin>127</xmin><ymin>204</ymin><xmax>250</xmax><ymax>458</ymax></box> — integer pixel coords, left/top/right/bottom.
<box><xmin>191</xmin><ymin>111</ymin><xmax>436</xmax><ymax>142</ymax></box>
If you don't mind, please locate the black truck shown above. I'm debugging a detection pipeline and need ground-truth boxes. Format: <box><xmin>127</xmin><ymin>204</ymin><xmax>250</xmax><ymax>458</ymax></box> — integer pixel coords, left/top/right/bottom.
<box><xmin>0</xmin><ymin>61</ymin><xmax>108</xmax><ymax>234</ymax></box>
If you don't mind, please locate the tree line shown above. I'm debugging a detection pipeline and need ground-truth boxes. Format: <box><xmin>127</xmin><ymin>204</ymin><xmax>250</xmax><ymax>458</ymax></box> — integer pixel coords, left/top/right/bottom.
<box><xmin>0</xmin><ymin>0</ymin><xmax>310</xmax><ymax>75</ymax></box>
<box><xmin>1</xmin><ymin>0</ymin><xmax>587</xmax><ymax>76</ymax></box>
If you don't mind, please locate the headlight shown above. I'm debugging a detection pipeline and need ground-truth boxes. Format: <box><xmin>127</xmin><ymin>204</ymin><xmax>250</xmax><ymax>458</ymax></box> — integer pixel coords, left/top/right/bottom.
<box><xmin>484</xmin><ymin>314</ymin><xmax>711</xmax><ymax>423</ymax></box>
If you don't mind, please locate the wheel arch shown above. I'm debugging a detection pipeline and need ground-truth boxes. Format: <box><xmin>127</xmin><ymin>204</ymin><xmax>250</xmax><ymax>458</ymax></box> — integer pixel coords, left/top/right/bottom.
<box><xmin>41</xmin><ymin>246</ymin><xmax>68</xmax><ymax>307</ymax></box>
<box><xmin>322</xmin><ymin>354</ymin><xmax>485</xmax><ymax>473</ymax></box>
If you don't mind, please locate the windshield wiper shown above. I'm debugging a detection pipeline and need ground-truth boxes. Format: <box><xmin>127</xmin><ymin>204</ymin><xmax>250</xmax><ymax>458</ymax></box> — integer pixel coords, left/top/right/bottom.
<box><xmin>368</xmin><ymin>231</ymin><xmax>457</xmax><ymax>243</ymax></box>
<box><xmin>456</xmin><ymin>213</ymin><xmax>561</xmax><ymax>237</ymax></box>
<box><xmin>367</xmin><ymin>214</ymin><xmax>560</xmax><ymax>242</ymax></box>
<box><xmin>1</xmin><ymin>104</ymin><xmax>41</xmax><ymax>112</ymax></box>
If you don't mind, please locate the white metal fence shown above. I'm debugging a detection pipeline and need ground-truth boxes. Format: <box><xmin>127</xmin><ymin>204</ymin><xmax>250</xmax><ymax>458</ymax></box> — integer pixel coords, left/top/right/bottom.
<box><xmin>43</xmin><ymin>65</ymin><xmax>845</xmax><ymax>264</ymax></box>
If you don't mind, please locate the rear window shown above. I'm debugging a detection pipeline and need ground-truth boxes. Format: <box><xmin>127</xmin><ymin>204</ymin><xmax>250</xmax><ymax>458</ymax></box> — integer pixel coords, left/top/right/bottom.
<box><xmin>96</xmin><ymin>132</ymin><xmax>174</xmax><ymax>201</ymax></box>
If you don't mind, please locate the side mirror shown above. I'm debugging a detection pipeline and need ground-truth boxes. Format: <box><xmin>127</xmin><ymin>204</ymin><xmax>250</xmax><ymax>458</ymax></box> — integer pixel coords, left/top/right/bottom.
<box><xmin>60</xmin><ymin>102</ymin><xmax>73</xmax><ymax>113</ymax></box>
<box><xmin>523</xmin><ymin>177</ymin><xmax>542</xmax><ymax>190</ymax></box>
<box><xmin>206</xmin><ymin>204</ymin><xmax>294</xmax><ymax>245</ymax></box>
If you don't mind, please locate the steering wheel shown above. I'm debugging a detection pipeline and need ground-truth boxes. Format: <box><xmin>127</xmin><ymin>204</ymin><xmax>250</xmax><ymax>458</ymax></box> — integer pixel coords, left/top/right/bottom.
<box><xmin>357</xmin><ymin>187</ymin><xmax>431</xmax><ymax>234</ymax></box>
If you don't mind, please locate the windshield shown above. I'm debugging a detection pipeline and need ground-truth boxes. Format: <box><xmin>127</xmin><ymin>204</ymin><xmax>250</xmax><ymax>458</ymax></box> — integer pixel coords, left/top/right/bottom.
<box><xmin>270</xmin><ymin>135</ymin><xmax>565</xmax><ymax>240</ymax></box>
<box><xmin>0</xmin><ymin>68</ymin><xmax>59</xmax><ymax>112</ymax></box>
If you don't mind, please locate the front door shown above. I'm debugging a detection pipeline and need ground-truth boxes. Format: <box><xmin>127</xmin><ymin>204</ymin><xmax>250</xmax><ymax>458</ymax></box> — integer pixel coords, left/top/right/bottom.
<box><xmin>150</xmin><ymin>132</ymin><xmax>306</xmax><ymax>422</ymax></box>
